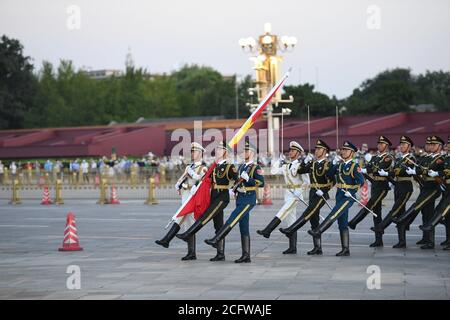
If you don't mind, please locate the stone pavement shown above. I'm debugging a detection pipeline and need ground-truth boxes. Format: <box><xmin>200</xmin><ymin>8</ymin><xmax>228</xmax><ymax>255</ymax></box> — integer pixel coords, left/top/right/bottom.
<box><xmin>0</xmin><ymin>199</ymin><xmax>449</xmax><ymax>300</ymax></box>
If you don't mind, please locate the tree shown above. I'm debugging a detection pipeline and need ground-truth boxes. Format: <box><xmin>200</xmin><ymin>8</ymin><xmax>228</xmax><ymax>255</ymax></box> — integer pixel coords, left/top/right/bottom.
<box><xmin>0</xmin><ymin>35</ymin><xmax>37</xmax><ymax>129</ymax></box>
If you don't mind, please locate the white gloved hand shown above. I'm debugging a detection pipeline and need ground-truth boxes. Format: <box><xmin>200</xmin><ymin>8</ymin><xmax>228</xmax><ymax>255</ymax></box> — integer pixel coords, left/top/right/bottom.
<box><xmin>240</xmin><ymin>171</ymin><xmax>249</xmax><ymax>181</ymax></box>
<box><xmin>428</xmin><ymin>170</ymin><xmax>438</xmax><ymax>177</ymax></box>
<box><xmin>332</xmin><ymin>156</ymin><xmax>340</xmax><ymax>165</ymax></box>
<box><xmin>237</xmin><ymin>187</ymin><xmax>246</xmax><ymax>193</ymax></box>
<box><xmin>364</xmin><ymin>153</ymin><xmax>372</xmax><ymax>163</ymax></box>
<box><xmin>378</xmin><ymin>169</ymin><xmax>389</xmax><ymax>177</ymax></box>
<box><xmin>315</xmin><ymin>189</ymin><xmax>324</xmax><ymax>197</ymax></box>
<box><xmin>361</xmin><ymin>168</ymin><xmax>367</xmax><ymax>174</ymax></box>
<box><xmin>304</xmin><ymin>154</ymin><xmax>313</xmax><ymax>164</ymax></box>
<box><xmin>190</xmin><ymin>184</ymin><xmax>198</xmax><ymax>195</ymax></box>
<box><xmin>344</xmin><ymin>190</ymin><xmax>352</xmax><ymax>198</ymax></box>
<box><xmin>406</xmin><ymin>167</ymin><xmax>416</xmax><ymax>175</ymax></box>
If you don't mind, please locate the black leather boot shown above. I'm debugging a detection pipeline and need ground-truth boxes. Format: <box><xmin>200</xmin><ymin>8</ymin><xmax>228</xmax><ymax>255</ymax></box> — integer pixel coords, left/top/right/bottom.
<box><xmin>393</xmin><ymin>224</ymin><xmax>406</xmax><ymax>248</ymax></box>
<box><xmin>420</xmin><ymin>230</ymin><xmax>435</xmax><ymax>249</ymax></box>
<box><xmin>176</xmin><ymin>219</ymin><xmax>203</xmax><ymax>242</ymax></box>
<box><xmin>308</xmin><ymin>217</ymin><xmax>334</xmax><ymax>238</ymax></box>
<box><xmin>420</xmin><ymin>213</ymin><xmax>442</xmax><ymax>232</ymax></box>
<box><xmin>369</xmin><ymin>231</ymin><xmax>384</xmax><ymax>247</ymax></box>
<box><xmin>210</xmin><ymin>239</ymin><xmax>225</xmax><ymax>261</ymax></box>
<box><xmin>282</xmin><ymin>232</ymin><xmax>297</xmax><ymax>254</ymax></box>
<box><xmin>181</xmin><ymin>234</ymin><xmax>196</xmax><ymax>260</ymax></box>
<box><xmin>155</xmin><ymin>223</ymin><xmax>181</xmax><ymax>248</ymax></box>
<box><xmin>336</xmin><ymin>229</ymin><xmax>350</xmax><ymax>256</ymax></box>
<box><xmin>235</xmin><ymin>235</ymin><xmax>251</xmax><ymax>263</ymax></box>
<box><xmin>307</xmin><ymin>236</ymin><xmax>323</xmax><ymax>255</ymax></box>
<box><xmin>348</xmin><ymin>208</ymin><xmax>368</xmax><ymax>230</ymax></box>
<box><xmin>205</xmin><ymin>224</ymin><xmax>232</xmax><ymax>248</ymax></box>
<box><xmin>257</xmin><ymin>217</ymin><xmax>281</xmax><ymax>238</ymax></box>
<box><xmin>279</xmin><ymin>216</ymin><xmax>307</xmax><ymax>236</ymax></box>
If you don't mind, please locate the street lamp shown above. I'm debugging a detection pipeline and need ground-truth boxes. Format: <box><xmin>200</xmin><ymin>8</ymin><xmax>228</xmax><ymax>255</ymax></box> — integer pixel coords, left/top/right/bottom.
<box><xmin>239</xmin><ymin>23</ymin><xmax>296</xmax><ymax>155</ymax></box>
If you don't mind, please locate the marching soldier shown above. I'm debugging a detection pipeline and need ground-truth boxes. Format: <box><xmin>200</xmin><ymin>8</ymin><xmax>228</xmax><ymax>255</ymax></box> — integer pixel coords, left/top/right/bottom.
<box><xmin>371</xmin><ymin>136</ymin><xmax>417</xmax><ymax>248</ymax></box>
<box><xmin>420</xmin><ymin>135</ymin><xmax>450</xmax><ymax>250</ymax></box>
<box><xmin>155</xmin><ymin>142</ymin><xmax>207</xmax><ymax>260</ymax></box>
<box><xmin>348</xmin><ymin>136</ymin><xmax>394</xmax><ymax>247</ymax></box>
<box><xmin>279</xmin><ymin>139</ymin><xmax>334</xmax><ymax>255</ymax></box>
<box><xmin>204</xmin><ymin>140</ymin><xmax>264</xmax><ymax>263</ymax></box>
<box><xmin>175</xmin><ymin>141</ymin><xmax>238</xmax><ymax>261</ymax></box>
<box><xmin>308</xmin><ymin>141</ymin><xmax>365</xmax><ymax>256</ymax></box>
<box><xmin>256</xmin><ymin>141</ymin><xmax>309</xmax><ymax>254</ymax></box>
<box><xmin>394</xmin><ymin>135</ymin><xmax>445</xmax><ymax>249</ymax></box>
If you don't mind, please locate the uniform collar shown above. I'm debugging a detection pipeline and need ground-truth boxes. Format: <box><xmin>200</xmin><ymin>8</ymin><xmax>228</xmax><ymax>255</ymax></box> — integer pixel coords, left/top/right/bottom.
<box><xmin>344</xmin><ymin>159</ymin><xmax>353</xmax><ymax>165</ymax></box>
<box><xmin>401</xmin><ymin>153</ymin><xmax>410</xmax><ymax>159</ymax></box>
<box><xmin>317</xmin><ymin>157</ymin><xmax>326</xmax><ymax>163</ymax></box>
<box><xmin>244</xmin><ymin>161</ymin><xmax>254</xmax><ymax>166</ymax></box>
<box><xmin>193</xmin><ymin>160</ymin><xmax>203</xmax><ymax>166</ymax></box>
<box><xmin>378</xmin><ymin>152</ymin><xmax>388</xmax><ymax>157</ymax></box>
<box><xmin>217</xmin><ymin>159</ymin><xmax>227</xmax><ymax>165</ymax></box>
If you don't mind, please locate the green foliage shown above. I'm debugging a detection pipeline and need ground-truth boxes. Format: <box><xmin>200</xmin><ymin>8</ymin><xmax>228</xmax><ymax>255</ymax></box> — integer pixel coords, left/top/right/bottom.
<box><xmin>1</xmin><ymin>35</ymin><xmax>449</xmax><ymax>129</ymax></box>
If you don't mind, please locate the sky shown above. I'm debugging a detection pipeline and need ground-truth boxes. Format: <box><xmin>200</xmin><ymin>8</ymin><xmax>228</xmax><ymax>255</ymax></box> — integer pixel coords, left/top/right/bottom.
<box><xmin>1</xmin><ymin>0</ymin><xmax>449</xmax><ymax>99</ymax></box>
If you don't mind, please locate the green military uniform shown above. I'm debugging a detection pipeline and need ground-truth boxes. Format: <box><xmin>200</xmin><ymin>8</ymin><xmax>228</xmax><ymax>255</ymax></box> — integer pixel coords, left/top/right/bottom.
<box><xmin>394</xmin><ymin>135</ymin><xmax>445</xmax><ymax>249</ymax></box>
<box><xmin>420</xmin><ymin>135</ymin><xmax>450</xmax><ymax>250</ymax></box>
<box><xmin>348</xmin><ymin>136</ymin><xmax>394</xmax><ymax>247</ymax></box>
<box><xmin>372</xmin><ymin>136</ymin><xmax>417</xmax><ymax>248</ymax></box>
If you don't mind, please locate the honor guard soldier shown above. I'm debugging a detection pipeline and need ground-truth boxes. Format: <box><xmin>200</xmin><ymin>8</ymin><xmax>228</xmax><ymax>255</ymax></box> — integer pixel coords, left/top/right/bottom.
<box><xmin>155</xmin><ymin>142</ymin><xmax>207</xmax><ymax>260</ymax></box>
<box><xmin>204</xmin><ymin>140</ymin><xmax>264</xmax><ymax>263</ymax></box>
<box><xmin>348</xmin><ymin>136</ymin><xmax>394</xmax><ymax>247</ymax></box>
<box><xmin>279</xmin><ymin>139</ymin><xmax>334</xmax><ymax>255</ymax></box>
<box><xmin>256</xmin><ymin>141</ymin><xmax>309</xmax><ymax>254</ymax></box>
<box><xmin>176</xmin><ymin>141</ymin><xmax>238</xmax><ymax>261</ymax></box>
<box><xmin>308</xmin><ymin>141</ymin><xmax>365</xmax><ymax>256</ymax></box>
<box><xmin>420</xmin><ymin>135</ymin><xmax>450</xmax><ymax>250</ymax></box>
<box><xmin>394</xmin><ymin>135</ymin><xmax>445</xmax><ymax>249</ymax></box>
<box><xmin>371</xmin><ymin>136</ymin><xmax>417</xmax><ymax>248</ymax></box>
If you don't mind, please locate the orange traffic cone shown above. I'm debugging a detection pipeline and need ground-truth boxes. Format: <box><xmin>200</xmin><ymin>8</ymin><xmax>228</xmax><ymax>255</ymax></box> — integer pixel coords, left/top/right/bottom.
<box><xmin>41</xmin><ymin>185</ymin><xmax>53</xmax><ymax>205</ymax></box>
<box><xmin>59</xmin><ymin>212</ymin><xmax>83</xmax><ymax>251</ymax></box>
<box><xmin>108</xmin><ymin>185</ymin><xmax>120</xmax><ymax>204</ymax></box>
<box><xmin>261</xmin><ymin>184</ymin><xmax>273</xmax><ymax>205</ymax></box>
<box><xmin>359</xmin><ymin>182</ymin><xmax>369</xmax><ymax>206</ymax></box>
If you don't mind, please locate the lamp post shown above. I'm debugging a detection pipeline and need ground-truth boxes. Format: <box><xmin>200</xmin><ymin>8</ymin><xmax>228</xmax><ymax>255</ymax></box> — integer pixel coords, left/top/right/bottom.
<box><xmin>239</xmin><ymin>23</ymin><xmax>297</xmax><ymax>155</ymax></box>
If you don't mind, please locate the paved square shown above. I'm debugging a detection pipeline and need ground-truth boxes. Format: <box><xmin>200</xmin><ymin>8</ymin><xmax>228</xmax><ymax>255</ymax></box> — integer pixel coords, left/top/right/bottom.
<box><xmin>0</xmin><ymin>199</ymin><xmax>449</xmax><ymax>300</ymax></box>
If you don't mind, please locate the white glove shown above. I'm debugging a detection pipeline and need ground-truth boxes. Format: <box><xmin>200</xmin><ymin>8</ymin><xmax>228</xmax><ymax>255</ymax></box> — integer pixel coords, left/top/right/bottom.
<box><xmin>304</xmin><ymin>154</ymin><xmax>313</xmax><ymax>164</ymax></box>
<box><xmin>406</xmin><ymin>167</ymin><xmax>416</xmax><ymax>175</ymax></box>
<box><xmin>364</xmin><ymin>153</ymin><xmax>372</xmax><ymax>163</ymax></box>
<box><xmin>332</xmin><ymin>156</ymin><xmax>340</xmax><ymax>165</ymax></box>
<box><xmin>240</xmin><ymin>171</ymin><xmax>249</xmax><ymax>181</ymax></box>
<box><xmin>378</xmin><ymin>169</ymin><xmax>389</xmax><ymax>177</ymax></box>
<box><xmin>315</xmin><ymin>189</ymin><xmax>324</xmax><ymax>197</ymax></box>
<box><xmin>344</xmin><ymin>190</ymin><xmax>352</xmax><ymax>198</ymax></box>
<box><xmin>361</xmin><ymin>168</ymin><xmax>367</xmax><ymax>174</ymax></box>
<box><xmin>428</xmin><ymin>170</ymin><xmax>438</xmax><ymax>177</ymax></box>
<box><xmin>190</xmin><ymin>184</ymin><xmax>198</xmax><ymax>195</ymax></box>
<box><xmin>237</xmin><ymin>187</ymin><xmax>246</xmax><ymax>193</ymax></box>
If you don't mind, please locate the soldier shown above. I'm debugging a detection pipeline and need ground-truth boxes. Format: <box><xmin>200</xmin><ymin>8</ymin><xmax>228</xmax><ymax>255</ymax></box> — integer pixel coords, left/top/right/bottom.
<box><xmin>308</xmin><ymin>141</ymin><xmax>365</xmax><ymax>256</ymax></box>
<box><xmin>394</xmin><ymin>136</ymin><xmax>445</xmax><ymax>249</ymax></box>
<box><xmin>256</xmin><ymin>141</ymin><xmax>309</xmax><ymax>254</ymax></box>
<box><xmin>420</xmin><ymin>135</ymin><xmax>449</xmax><ymax>250</ymax></box>
<box><xmin>204</xmin><ymin>140</ymin><xmax>264</xmax><ymax>263</ymax></box>
<box><xmin>175</xmin><ymin>141</ymin><xmax>238</xmax><ymax>261</ymax></box>
<box><xmin>371</xmin><ymin>136</ymin><xmax>417</xmax><ymax>248</ymax></box>
<box><xmin>348</xmin><ymin>136</ymin><xmax>394</xmax><ymax>247</ymax></box>
<box><xmin>279</xmin><ymin>139</ymin><xmax>334</xmax><ymax>255</ymax></box>
<box><xmin>155</xmin><ymin>142</ymin><xmax>207</xmax><ymax>260</ymax></box>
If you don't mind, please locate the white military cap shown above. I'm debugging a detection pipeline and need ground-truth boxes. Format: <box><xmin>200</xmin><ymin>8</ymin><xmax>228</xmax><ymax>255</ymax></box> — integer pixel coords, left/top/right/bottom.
<box><xmin>191</xmin><ymin>142</ymin><xmax>205</xmax><ymax>152</ymax></box>
<box><xmin>289</xmin><ymin>141</ymin><xmax>304</xmax><ymax>152</ymax></box>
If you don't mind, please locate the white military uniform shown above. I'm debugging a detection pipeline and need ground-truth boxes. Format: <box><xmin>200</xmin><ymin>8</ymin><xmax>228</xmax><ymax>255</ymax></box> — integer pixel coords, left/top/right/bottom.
<box><xmin>271</xmin><ymin>156</ymin><xmax>310</xmax><ymax>228</ymax></box>
<box><xmin>175</xmin><ymin>143</ymin><xmax>208</xmax><ymax>231</ymax></box>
